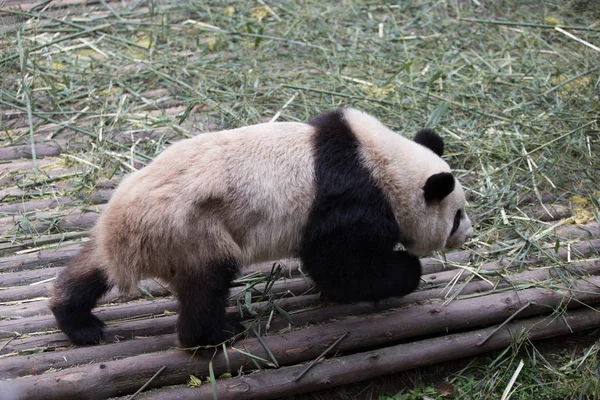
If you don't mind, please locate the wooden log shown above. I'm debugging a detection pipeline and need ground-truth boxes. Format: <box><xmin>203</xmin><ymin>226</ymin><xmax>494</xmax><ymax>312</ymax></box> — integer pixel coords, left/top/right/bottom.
<box><xmin>0</xmin><ymin>230</ymin><xmax>556</xmax><ymax>276</ymax></box>
<box><xmin>8</xmin><ymin>234</ymin><xmax>595</xmax><ymax>302</ymax></box>
<box><xmin>2</xmin><ymin>276</ymin><xmax>600</xmax><ymax>398</ymax></box>
<box><xmin>0</xmin><ymin>204</ymin><xmax>106</xmax><ymax>234</ymax></box>
<box><xmin>0</xmin><ymin>271</ymin><xmax>311</xmax><ymax>303</ymax></box>
<box><xmin>0</xmin><ymin>335</ymin><xmax>177</xmax><ymax>380</ymax></box>
<box><xmin>527</xmin><ymin>204</ymin><xmax>571</xmax><ymax>221</ymax></box>
<box><xmin>0</xmin><ymin>290</ymin><xmax>323</xmax><ymax>340</ymax></box>
<box><xmin>0</xmin><ymin>266</ymin><xmax>63</xmax><ymax>287</ymax></box>
<box><xmin>1</xmin><ymin>299</ymin><xmax>57</xmax><ymax>319</ymax></box>
<box><xmin>3</xmin><ymin>260</ymin><xmax>598</xmax><ymax>342</ymax></box>
<box><xmin>3</xmin><ymin>104</ymin><xmax>191</xmax><ymax>141</ymax></box>
<box><xmin>516</xmin><ymin>192</ymin><xmax>569</xmax><ymax>206</ymax></box>
<box><xmin>419</xmin><ymin>249</ymin><xmax>591</xmax><ymax>286</ymax></box>
<box><xmin>0</xmin><ymin>232</ymin><xmax>88</xmax><ymax>254</ymax></box>
<box><xmin>0</xmin><ymin>159</ymin><xmax>55</xmax><ymax>174</ymax></box>
<box><xmin>0</xmin><ymin>244</ymin><xmax>81</xmax><ymax>273</ymax></box>
<box><xmin>0</xmin><ymin>298</ymin><xmax>177</xmax><ymax>339</ymax></box>
<box><xmin>134</xmin><ymin>307</ymin><xmax>600</xmax><ymax>400</ymax></box>
<box><xmin>0</xmin><ymin>142</ymin><xmax>63</xmax><ymax>161</ymax></box>
<box><xmin>0</xmin><ymin>276</ymin><xmax>171</xmax><ymax>303</ymax></box>
<box><xmin>0</xmin><ymin>245</ymin><xmax>477</xmax><ymax>299</ymax></box>
<box><xmin>0</xmin><ymin>257</ymin><xmax>293</xmax><ymax>287</ymax></box>
<box><xmin>0</xmin><ymin>238</ymin><xmax>597</xmax><ymax>309</ymax></box>
<box><xmin>0</xmin><ymin>189</ymin><xmax>114</xmax><ymax>215</ymax></box>
<box><xmin>555</xmin><ymin>222</ymin><xmax>600</xmax><ymax>240</ymax></box>
<box><xmin>1</xmin><ymin>315</ymin><xmax>178</xmax><ymax>356</ymax></box>
<box><xmin>0</xmin><ymin>166</ymin><xmax>81</xmax><ymax>187</ymax></box>
<box><xmin>0</xmin><ymin>177</ymin><xmax>118</xmax><ymax>202</ymax></box>
<box><xmin>0</xmin><ymin>278</ymin><xmax>316</xmax><ymax>351</ymax></box>
<box><xmin>265</xmin><ymin>261</ymin><xmax>600</xmax><ymax>331</ymax></box>
<box><xmin>0</xmin><ymin>297</ymin><xmax>323</xmax><ymax>379</ymax></box>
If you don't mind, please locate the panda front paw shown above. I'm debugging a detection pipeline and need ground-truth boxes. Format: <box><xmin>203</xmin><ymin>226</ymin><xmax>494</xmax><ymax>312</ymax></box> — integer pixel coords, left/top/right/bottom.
<box><xmin>177</xmin><ymin>313</ymin><xmax>244</xmax><ymax>349</ymax></box>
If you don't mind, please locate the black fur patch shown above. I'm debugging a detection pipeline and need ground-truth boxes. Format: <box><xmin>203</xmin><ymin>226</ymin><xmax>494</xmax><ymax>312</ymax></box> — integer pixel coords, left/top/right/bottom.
<box><xmin>175</xmin><ymin>259</ymin><xmax>243</xmax><ymax>348</ymax></box>
<box><xmin>414</xmin><ymin>129</ymin><xmax>444</xmax><ymax>157</ymax></box>
<box><xmin>300</xmin><ymin>109</ymin><xmax>421</xmax><ymax>303</ymax></box>
<box><xmin>51</xmin><ymin>267</ymin><xmax>112</xmax><ymax>345</ymax></box>
<box><xmin>423</xmin><ymin>172</ymin><xmax>455</xmax><ymax>202</ymax></box>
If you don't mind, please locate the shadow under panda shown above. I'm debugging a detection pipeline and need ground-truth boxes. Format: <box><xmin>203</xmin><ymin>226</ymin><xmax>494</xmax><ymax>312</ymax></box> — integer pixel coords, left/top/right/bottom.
<box><xmin>50</xmin><ymin>108</ymin><xmax>474</xmax><ymax>349</ymax></box>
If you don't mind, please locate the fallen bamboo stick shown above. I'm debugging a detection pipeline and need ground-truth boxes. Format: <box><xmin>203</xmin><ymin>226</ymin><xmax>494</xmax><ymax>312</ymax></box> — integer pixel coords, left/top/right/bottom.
<box><xmin>2</xmin><ymin>275</ymin><xmax>600</xmax><ymax>397</ymax></box>
<box><xmin>133</xmin><ymin>307</ymin><xmax>600</xmax><ymax>400</ymax></box>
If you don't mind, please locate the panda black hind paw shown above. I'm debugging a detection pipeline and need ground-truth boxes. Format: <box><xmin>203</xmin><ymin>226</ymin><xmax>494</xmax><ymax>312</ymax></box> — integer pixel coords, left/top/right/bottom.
<box><xmin>225</xmin><ymin>313</ymin><xmax>245</xmax><ymax>337</ymax></box>
<box><xmin>62</xmin><ymin>313</ymin><xmax>105</xmax><ymax>345</ymax></box>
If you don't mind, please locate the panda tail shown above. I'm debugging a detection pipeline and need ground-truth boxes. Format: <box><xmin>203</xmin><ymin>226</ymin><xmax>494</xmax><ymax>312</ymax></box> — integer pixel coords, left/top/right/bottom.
<box><xmin>50</xmin><ymin>238</ymin><xmax>113</xmax><ymax>345</ymax></box>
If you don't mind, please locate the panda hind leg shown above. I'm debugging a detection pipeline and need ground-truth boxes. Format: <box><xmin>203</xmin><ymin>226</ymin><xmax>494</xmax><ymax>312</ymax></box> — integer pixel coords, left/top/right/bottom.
<box><xmin>50</xmin><ymin>241</ymin><xmax>113</xmax><ymax>345</ymax></box>
<box><xmin>174</xmin><ymin>258</ymin><xmax>243</xmax><ymax>349</ymax></box>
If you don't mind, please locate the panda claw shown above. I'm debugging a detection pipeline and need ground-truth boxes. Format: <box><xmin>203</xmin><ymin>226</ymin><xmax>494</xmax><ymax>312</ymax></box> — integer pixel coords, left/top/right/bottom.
<box><xmin>61</xmin><ymin>314</ymin><xmax>105</xmax><ymax>345</ymax></box>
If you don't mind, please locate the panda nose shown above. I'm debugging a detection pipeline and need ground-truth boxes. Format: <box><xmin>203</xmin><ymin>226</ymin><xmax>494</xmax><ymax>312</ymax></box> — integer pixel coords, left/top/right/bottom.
<box><xmin>465</xmin><ymin>225</ymin><xmax>474</xmax><ymax>241</ymax></box>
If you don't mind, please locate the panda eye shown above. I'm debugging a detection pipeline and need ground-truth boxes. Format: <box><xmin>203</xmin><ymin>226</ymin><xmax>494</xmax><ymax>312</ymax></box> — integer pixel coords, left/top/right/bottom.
<box><xmin>450</xmin><ymin>209</ymin><xmax>462</xmax><ymax>236</ymax></box>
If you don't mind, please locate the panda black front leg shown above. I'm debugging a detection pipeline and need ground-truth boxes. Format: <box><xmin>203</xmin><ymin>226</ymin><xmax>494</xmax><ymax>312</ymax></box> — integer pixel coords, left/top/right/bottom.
<box><xmin>374</xmin><ymin>249</ymin><xmax>422</xmax><ymax>299</ymax></box>
<box><xmin>304</xmin><ymin>246</ymin><xmax>422</xmax><ymax>304</ymax></box>
<box><xmin>174</xmin><ymin>259</ymin><xmax>243</xmax><ymax>348</ymax></box>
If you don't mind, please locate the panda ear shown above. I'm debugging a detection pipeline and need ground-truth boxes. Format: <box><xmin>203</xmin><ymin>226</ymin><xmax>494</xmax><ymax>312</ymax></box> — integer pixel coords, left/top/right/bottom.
<box><xmin>414</xmin><ymin>129</ymin><xmax>444</xmax><ymax>157</ymax></box>
<box><xmin>423</xmin><ymin>172</ymin><xmax>455</xmax><ymax>202</ymax></box>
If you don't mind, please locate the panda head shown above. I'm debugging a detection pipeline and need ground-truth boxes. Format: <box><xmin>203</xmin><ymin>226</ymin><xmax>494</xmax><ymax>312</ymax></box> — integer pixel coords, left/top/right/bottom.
<box><xmin>322</xmin><ymin>108</ymin><xmax>473</xmax><ymax>258</ymax></box>
<box><xmin>404</xmin><ymin>128</ymin><xmax>474</xmax><ymax>256</ymax></box>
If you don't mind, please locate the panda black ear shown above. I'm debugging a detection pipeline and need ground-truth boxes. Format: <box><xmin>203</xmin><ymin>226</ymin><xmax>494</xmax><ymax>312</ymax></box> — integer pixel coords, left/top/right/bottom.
<box><xmin>414</xmin><ymin>129</ymin><xmax>444</xmax><ymax>157</ymax></box>
<box><xmin>423</xmin><ymin>172</ymin><xmax>455</xmax><ymax>202</ymax></box>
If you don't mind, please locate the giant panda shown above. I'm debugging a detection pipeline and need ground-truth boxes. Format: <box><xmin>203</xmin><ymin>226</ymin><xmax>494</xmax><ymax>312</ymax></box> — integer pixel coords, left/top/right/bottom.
<box><xmin>50</xmin><ymin>108</ymin><xmax>473</xmax><ymax>348</ymax></box>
